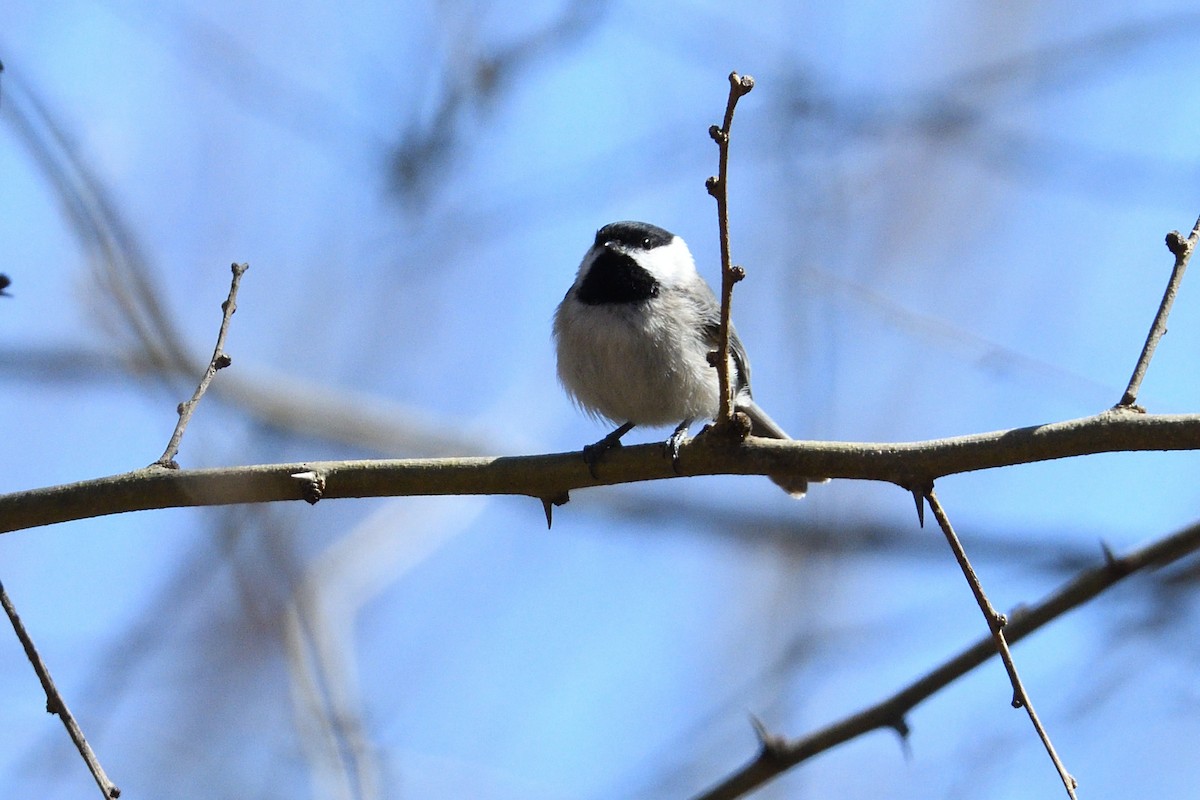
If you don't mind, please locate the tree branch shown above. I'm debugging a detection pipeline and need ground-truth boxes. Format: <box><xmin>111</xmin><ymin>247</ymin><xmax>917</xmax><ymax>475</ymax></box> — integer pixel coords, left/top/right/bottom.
<box><xmin>1</xmin><ymin>580</ymin><xmax>120</xmax><ymax>798</ymax></box>
<box><xmin>690</xmin><ymin>517</ymin><xmax>1200</xmax><ymax>800</ymax></box>
<box><xmin>706</xmin><ymin>71</ymin><xmax>754</xmax><ymax>424</ymax></box>
<box><xmin>1</xmin><ymin>411</ymin><xmax>1199</xmax><ymax>535</ymax></box>
<box><xmin>153</xmin><ymin>262</ymin><xmax>248</xmax><ymax>469</ymax></box>
<box><xmin>1116</xmin><ymin>215</ymin><xmax>1200</xmax><ymax>409</ymax></box>
<box><xmin>925</xmin><ymin>488</ymin><xmax>1076</xmax><ymax>798</ymax></box>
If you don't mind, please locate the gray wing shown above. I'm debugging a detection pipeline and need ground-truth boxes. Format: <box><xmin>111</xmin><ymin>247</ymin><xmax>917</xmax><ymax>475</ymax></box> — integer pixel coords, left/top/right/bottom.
<box><xmin>700</xmin><ymin>315</ymin><xmax>753</xmax><ymax>398</ymax></box>
<box><xmin>698</xmin><ymin>299</ymin><xmax>812</xmax><ymax>496</ymax></box>
<box><xmin>699</xmin><ymin>310</ymin><xmax>793</xmax><ymax>439</ymax></box>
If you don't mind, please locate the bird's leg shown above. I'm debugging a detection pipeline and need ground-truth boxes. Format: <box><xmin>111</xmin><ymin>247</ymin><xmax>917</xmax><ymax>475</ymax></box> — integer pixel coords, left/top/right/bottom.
<box><xmin>664</xmin><ymin>418</ymin><xmax>694</xmax><ymax>474</ymax></box>
<box><xmin>583</xmin><ymin>421</ymin><xmax>635</xmax><ymax>478</ymax></box>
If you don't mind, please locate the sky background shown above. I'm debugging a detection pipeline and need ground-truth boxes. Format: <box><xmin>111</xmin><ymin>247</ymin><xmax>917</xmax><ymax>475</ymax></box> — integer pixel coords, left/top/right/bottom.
<box><xmin>2</xmin><ymin>2</ymin><xmax>1200</xmax><ymax>798</ymax></box>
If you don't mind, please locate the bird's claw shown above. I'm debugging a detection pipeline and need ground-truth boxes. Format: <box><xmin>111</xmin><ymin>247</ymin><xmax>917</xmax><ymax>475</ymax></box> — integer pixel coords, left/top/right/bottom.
<box><xmin>664</xmin><ymin>426</ymin><xmax>690</xmax><ymax>474</ymax></box>
<box><xmin>582</xmin><ymin>427</ymin><xmax>628</xmax><ymax>479</ymax></box>
<box><xmin>583</xmin><ymin>440</ymin><xmax>619</xmax><ymax>478</ymax></box>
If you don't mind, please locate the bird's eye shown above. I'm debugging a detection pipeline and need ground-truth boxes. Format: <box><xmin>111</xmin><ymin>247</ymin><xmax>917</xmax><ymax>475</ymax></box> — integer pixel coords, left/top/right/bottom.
<box><xmin>642</xmin><ymin>237</ymin><xmax>651</xmax><ymax>248</ymax></box>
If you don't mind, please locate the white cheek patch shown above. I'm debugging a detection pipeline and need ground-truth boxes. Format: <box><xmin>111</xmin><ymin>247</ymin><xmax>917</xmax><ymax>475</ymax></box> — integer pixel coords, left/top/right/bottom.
<box><xmin>634</xmin><ymin>237</ymin><xmax>698</xmax><ymax>287</ymax></box>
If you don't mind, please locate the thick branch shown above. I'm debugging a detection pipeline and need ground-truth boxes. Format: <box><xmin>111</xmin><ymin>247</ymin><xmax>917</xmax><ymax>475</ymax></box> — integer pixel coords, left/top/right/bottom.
<box><xmin>691</xmin><ymin>518</ymin><xmax>1200</xmax><ymax>800</ymax></box>
<box><xmin>0</xmin><ymin>411</ymin><xmax>1199</xmax><ymax>535</ymax></box>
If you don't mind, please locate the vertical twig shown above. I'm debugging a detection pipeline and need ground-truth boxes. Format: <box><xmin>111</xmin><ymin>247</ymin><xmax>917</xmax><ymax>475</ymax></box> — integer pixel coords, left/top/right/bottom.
<box><xmin>153</xmin><ymin>262</ymin><xmax>249</xmax><ymax>468</ymax></box>
<box><xmin>924</xmin><ymin>489</ymin><xmax>1078</xmax><ymax>799</ymax></box>
<box><xmin>1</xmin><ymin>580</ymin><xmax>121</xmax><ymax>799</ymax></box>
<box><xmin>1116</xmin><ymin>215</ymin><xmax>1200</xmax><ymax>409</ymax></box>
<box><xmin>705</xmin><ymin>71</ymin><xmax>754</xmax><ymax>423</ymax></box>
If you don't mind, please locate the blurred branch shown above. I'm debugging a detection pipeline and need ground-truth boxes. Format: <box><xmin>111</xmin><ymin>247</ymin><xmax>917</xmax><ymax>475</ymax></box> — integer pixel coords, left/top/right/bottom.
<box><xmin>389</xmin><ymin>0</ymin><xmax>606</xmax><ymax>201</ymax></box>
<box><xmin>1117</xmin><ymin>217</ymin><xmax>1200</xmax><ymax>409</ymax></box>
<box><xmin>2</xmin><ymin>68</ymin><xmax>192</xmax><ymax>380</ymax></box>
<box><xmin>1</xmin><ymin>410</ymin><xmax>1200</xmax><ymax>534</ymax></box>
<box><xmin>154</xmin><ymin>263</ymin><xmax>248</xmax><ymax>469</ymax></box>
<box><xmin>776</xmin><ymin>13</ymin><xmax>1200</xmax><ymax>201</ymax></box>
<box><xmin>1</xmin><ymin>580</ymin><xmax>120</xmax><ymax>799</ymax></box>
<box><xmin>691</xmin><ymin>518</ymin><xmax>1200</xmax><ymax>800</ymax></box>
<box><xmin>0</xmin><ymin>344</ymin><xmax>492</xmax><ymax>457</ymax></box>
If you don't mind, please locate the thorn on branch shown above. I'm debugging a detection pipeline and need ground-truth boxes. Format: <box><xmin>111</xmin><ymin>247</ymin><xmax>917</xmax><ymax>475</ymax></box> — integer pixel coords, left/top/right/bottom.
<box><xmin>540</xmin><ymin>491</ymin><xmax>569</xmax><ymax>529</ymax></box>
<box><xmin>907</xmin><ymin>483</ymin><xmax>932</xmax><ymax>527</ymax></box>
<box><xmin>750</xmin><ymin>714</ymin><xmax>787</xmax><ymax>761</ymax></box>
<box><xmin>890</xmin><ymin>717</ymin><xmax>914</xmax><ymax>761</ymax></box>
<box><xmin>705</xmin><ymin>176</ymin><xmax>719</xmax><ymax>197</ymax></box>
<box><xmin>0</xmin><ymin>274</ymin><xmax>11</xmax><ymax>297</ymax></box>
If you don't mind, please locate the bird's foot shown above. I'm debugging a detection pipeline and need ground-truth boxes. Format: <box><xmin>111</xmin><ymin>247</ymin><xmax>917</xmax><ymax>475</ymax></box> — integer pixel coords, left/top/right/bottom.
<box><xmin>663</xmin><ymin>420</ymin><xmax>693</xmax><ymax>474</ymax></box>
<box><xmin>582</xmin><ymin>422</ymin><xmax>634</xmax><ymax>478</ymax></box>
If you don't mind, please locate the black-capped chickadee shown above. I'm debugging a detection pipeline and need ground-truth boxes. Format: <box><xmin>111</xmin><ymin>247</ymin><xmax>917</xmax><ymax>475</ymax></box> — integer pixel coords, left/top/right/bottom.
<box><xmin>553</xmin><ymin>220</ymin><xmax>810</xmax><ymax>496</ymax></box>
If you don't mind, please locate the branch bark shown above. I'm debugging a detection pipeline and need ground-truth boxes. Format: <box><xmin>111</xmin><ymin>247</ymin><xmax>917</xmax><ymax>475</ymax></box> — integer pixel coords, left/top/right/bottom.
<box><xmin>1</xmin><ymin>410</ymin><xmax>1198</xmax><ymax>535</ymax></box>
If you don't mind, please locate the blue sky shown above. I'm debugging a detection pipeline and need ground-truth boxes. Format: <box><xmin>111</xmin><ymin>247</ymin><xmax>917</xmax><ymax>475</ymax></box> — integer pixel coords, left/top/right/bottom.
<box><xmin>2</xmin><ymin>2</ymin><xmax>1200</xmax><ymax>798</ymax></box>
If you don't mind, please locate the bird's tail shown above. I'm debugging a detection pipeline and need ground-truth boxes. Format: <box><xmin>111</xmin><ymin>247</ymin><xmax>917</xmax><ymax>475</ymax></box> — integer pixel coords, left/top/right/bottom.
<box><xmin>735</xmin><ymin>398</ymin><xmax>821</xmax><ymax>498</ymax></box>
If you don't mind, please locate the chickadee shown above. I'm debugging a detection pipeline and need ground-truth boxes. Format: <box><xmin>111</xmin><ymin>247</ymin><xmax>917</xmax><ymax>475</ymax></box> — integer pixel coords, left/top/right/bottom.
<box><xmin>553</xmin><ymin>220</ymin><xmax>810</xmax><ymax>496</ymax></box>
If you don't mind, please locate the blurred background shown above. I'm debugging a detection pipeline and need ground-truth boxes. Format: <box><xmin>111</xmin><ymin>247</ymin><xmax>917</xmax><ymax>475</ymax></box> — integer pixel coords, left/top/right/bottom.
<box><xmin>2</xmin><ymin>2</ymin><xmax>1200</xmax><ymax>798</ymax></box>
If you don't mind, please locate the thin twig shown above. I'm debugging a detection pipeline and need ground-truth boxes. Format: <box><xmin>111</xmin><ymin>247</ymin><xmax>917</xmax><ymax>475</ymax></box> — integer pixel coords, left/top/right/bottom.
<box><xmin>153</xmin><ymin>262</ymin><xmax>248</xmax><ymax>468</ymax></box>
<box><xmin>925</xmin><ymin>489</ymin><xmax>1077</xmax><ymax>798</ymax></box>
<box><xmin>691</xmin><ymin>518</ymin><xmax>1200</xmax><ymax>800</ymax></box>
<box><xmin>1</xmin><ymin>580</ymin><xmax>121</xmax><ymax>799</ymax></box>
<box><xmin>1116</xmin><ymin>215</ymin><xmax>1200</xmax><ymax>409</ymax></box>
<box><xmin>705</xmin><ymin>71</ymin><xmax>754</xmax><ymax>423</ymax></box>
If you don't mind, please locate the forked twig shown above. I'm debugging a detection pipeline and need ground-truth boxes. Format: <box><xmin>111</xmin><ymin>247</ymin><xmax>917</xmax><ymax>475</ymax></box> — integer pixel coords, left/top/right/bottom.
<box><xmin>705</xmin><ymin>71</ymin><xmax>754</xmax><ymax>423</ymax></box>
<box><xmin>1117</xmin><ymin>215</ymin><xmax>1200</xmax><ymax>409</ymax></box>
<box><xmin>153</xmin><ymin>262</ymin><xmax>248</xmax><ymax>468</ymax></box>
<box><xmin>925</xmin><ymin>489</ymin><xmax>1077</xmax><ymax>798</ymax></box>
<box><xmin>1</xmin><ymin>580</ymin><xmax>120</xmax><ymax>798</ymax></box>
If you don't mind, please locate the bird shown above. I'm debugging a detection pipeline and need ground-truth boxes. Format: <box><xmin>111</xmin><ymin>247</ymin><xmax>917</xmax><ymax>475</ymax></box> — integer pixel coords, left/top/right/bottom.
<box><xmin>553</xmin><ymin>220</ymin><xmax>811</xmax><ymax>496</ymax></box>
